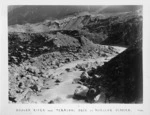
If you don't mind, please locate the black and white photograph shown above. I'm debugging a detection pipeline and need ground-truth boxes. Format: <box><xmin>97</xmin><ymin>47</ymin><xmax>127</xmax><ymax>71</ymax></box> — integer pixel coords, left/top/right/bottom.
<box><xmin>8</xmin><ymin>5</ymin><xmax>143</xmax><ymax>104</ymax></box>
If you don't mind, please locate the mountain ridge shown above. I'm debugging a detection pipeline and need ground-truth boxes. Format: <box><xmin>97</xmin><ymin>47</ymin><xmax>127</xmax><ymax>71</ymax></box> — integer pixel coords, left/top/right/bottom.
<box><xmin>8</xmin><ymin>5</ymin><xmax>142</xmax><ymax>25</ymax></box>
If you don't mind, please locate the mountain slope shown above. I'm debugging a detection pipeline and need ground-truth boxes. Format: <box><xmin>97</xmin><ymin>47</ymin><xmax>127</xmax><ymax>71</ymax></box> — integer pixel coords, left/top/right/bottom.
<box><xmin>83</xmin><ymin>10</ymin><xmax>142</xmax><ymax>46</ymax></box>
<box><xmin>9</xmin><ymin>9</ymin><xmax>142</xmax><ymax>47</ymax></box>
<box><xmin>8</xmin><ymin>31</ymin><xmax>118</xmax><ymax>66</ymax></box>
<box><xmin>88</xmin><ymin>39</ymin><xmax>142</xmax><ymax>103</ymax></box>
<box><xmin>8</xmin><ymin>5</ymin><xmax>100</xmax><ymax>25</ymax></box>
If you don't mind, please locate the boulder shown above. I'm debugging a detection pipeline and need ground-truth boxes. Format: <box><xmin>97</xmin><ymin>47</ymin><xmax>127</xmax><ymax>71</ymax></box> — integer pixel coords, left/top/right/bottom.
<box><xmin>65</xmin><ymin>58</ymin><xmax>71</xmax><ymax>63</ymax></box>
<box><xmin>51</xmin><ymin>75</ymin><xmax>55</xmax><ymax>79</ymax></box>
<box><xmin>48</xmin><ymin>100</ymin><xmax>54</xmax><ymax>104</ymax></box>
<box><xmin>65</xmin><ymin>68</ymin><xmax>70</xmax><ymax>72</ymax></box>
<box><xmin>94</xmin><ymin>94</ymin><xmax>101</xmax><ymax>102</ymax></box>
<box><xmin>26</xmin><ymin>74</ymin><xmax>32</xmax><ymax>79</ymax></box>
<box><xmin>86</xmin><ymin>62</ymin><xmax>91</xmax><ymax>68</ymax></box>
<box><xmin>59</xmin><ymin>63</ymin><xmax>64</xmax><ymax>67</ymax></box>
<box><xmin>30</xmin><ymin>84</ymin><xmax>39</xmax><ymax>92</ymax></box>
<box><xmin>25</xmin><ymin>66</ymin><xmax>40</xmax><ymax>74</ymax></box>
<box><xmin>76</xmin><ymin>64</ymin><xmax>86</xmax><ymax>71</ymax></box>
<box><xmin>32</xmin><ymin>76</ymin><xmax>39</xmax><ymax>81</ymax></box>
<box><xmin>86</xmin><ymin>86</ymin><xmax>102</xmax><ymax>103</ymax></box>
<box><xmin>50</xmin><ymin>97</ymin><xmax>63</xmax><ymax>103</ymax></box>
<box><xmin>93</xmin><ymin>74</ymin><xmax>101</xmax><ymax>79</ymax></box>
<box><xmin>20</xmin><ymin>74</ymin><xmax>25</xmax><ymax>78</ymax></box>
<box><xmin>53</xmin><ymin>66</ymin><xmax>58</xmax><ymax>69</ymax></box>
<box><xmin>86</xmin><ymin>88</ymin><xmax>97</xmax><ymax>103</ymax></box>
<box><xmin>101</xmin><ymin>53</ymin><xmax>108</xmax><ymax>57</ymax></box>
<box><xmin>74</xmin><ymin>85</ymin><xmax>89</xmax><ymax>99</ymax></box>
<box><xmin>29</xmin><ymin>58</ymin><xmax>35</xmax><ymax>63</ymax></box>
<box><xmin>55</xmin><ymin>78</ymin><xmax>62</xmax><ymax>83</ymax></box>
<box><xmin>80</xmin><ymin>71</ymin><xmax>89</xmax><ymax>81</ymax></box>
<box><xmin>42</xmin><ymin>73</ymin><xmax>49</xmax><ymax>78</ymax></box>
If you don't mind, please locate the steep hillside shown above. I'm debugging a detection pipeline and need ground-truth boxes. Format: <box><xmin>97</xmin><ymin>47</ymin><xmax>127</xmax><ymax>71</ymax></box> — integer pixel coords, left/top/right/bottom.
<box><xmin>9</xmin><ymin>31</ymin><xmax>118</xmax><ymax>66</ymax></box>
<box><xmin>83</xmin><ymin>11</ymin><xmax>142</xmax><ymax>46</ymax></box>
<box><xmin>80</xmin><ymin>39</ymin><xmax>142</xmax><ymax>103</ymax></box>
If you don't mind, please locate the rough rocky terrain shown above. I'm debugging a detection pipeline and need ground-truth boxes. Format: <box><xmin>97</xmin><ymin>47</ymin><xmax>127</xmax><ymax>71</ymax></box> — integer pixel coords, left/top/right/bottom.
<box><xmin>77</xmin><ymin>39</ymin><xmax>142</xmax><ymax>103</ymax></box>
<box><xmin>8</xmin><ymin>6</ymin><xmax>142</xmax><ymax>104</ymax></box>
<box><xmin>9</xmin><ymin>46</ymin><xmax>125</xmax><ymax>103</ymax></box>
<box><xmin>9</xmin><ymin>30</ymin><xmax>124</xmax><ymax>103</ymax></box>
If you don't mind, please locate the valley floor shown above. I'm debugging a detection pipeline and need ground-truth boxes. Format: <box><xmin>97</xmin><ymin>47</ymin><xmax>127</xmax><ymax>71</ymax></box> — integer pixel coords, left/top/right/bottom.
<box><xmin>20</xmin><ymin>46</ymin><xmax>126</xmax><ymax>104</ymax></box>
